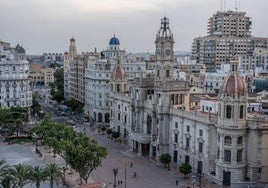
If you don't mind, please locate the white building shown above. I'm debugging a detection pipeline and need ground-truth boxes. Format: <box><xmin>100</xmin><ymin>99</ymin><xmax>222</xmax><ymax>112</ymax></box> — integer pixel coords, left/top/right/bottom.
<box><xmin>84</xmin><ymin>37</ymin><xmax>146</xmax><ymax>123</ymax></box>
<box><xmin>110</xmin><ymin>17</ymin><xmax>268</xmax><ymax>187</ymax></box>
<box><xmin>0</xmin><ymin>41</ymin><xmax>32</xmax><ymax>108</ymax></box>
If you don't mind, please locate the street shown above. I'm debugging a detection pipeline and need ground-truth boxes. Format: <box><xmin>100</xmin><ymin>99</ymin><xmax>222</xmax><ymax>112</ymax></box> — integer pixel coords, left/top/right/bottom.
<box><xmin>81</xmin><ymin>126</ymin><xmax>192</xmax><ymax>188</ymax></box>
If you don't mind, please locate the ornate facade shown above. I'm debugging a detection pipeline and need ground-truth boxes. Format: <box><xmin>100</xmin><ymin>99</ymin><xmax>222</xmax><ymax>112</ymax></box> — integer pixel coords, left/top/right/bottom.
<box><xmin>0</xmin><ymin>41</ymin><xmax>32</xmax><ymax>108</ymax></box>
<box><xmin>110</xmin><ymin>17</ymin><xmax>268</xmax><ymax>187</ymax></box>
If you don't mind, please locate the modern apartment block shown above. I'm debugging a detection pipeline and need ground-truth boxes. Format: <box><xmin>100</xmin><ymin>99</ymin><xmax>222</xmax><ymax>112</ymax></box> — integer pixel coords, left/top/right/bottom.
<box><xmin>0</xmin><ymin>41</ymin><xmax>32</xmax><ymax>108</ymax></box>
<box><xmin>192</xmin><ymin>10</ymin><xmax>268</xmax><ymax>72</ymax></box>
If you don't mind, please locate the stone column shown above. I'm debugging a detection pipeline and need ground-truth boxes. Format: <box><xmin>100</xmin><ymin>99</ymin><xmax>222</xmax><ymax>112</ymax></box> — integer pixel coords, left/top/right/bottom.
<box><xmin>138</xmin><ymin>143</ymin><xmax>142</xmax><ymax>156</ymax></box>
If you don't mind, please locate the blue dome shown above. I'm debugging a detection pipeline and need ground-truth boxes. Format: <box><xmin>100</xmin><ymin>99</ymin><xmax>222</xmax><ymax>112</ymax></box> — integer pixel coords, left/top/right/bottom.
<box><xmin>109</xmin><ymin>36</ymin><xmax>120</xmax><ymax>45</ymax></box>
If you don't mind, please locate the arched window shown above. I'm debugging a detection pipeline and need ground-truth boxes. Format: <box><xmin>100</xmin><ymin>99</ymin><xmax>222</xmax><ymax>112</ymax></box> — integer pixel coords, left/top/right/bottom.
<box><xmin>118</xmin><ymin>113</ymin><xmax>120</xmax><ymax>121</ymax></box>
<box><xmin>98</xmin><ymin>113</ymin><xmax>102</xmax><ymax>122</ymax></box>
<box><xmin>226</xmin><ymin>105</ymin><xmax>232</xmax><ymax>119</ymax></box>
<box><xmin>237</xmin><ymin>136</ymin><xmax>243</xmax><ymax>145</ymax></box>
<box><xmin>240</xmin><ymin>105</ymin><xmax>244</xmax><ymax>118</ymax></box>
<box><xmin>147</xmin><ymin>116</ymin><xmax>152</xmax><ymax>134</ymax></box>
<box><xmin>105</xmin><ymin>113</ymin><xmax>110</xmax><ymax>123</ymax></box>
<box><xmin>224</xmin><ymin>136</ymin><xmax>232</xmax><ymax>145</ymax></box>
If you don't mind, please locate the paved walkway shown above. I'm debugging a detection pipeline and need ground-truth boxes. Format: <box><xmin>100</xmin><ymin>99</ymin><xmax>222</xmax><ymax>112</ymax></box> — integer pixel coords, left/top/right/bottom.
<box><xmin>81</xmin><ymin>126</ymin><xmax>222</xmax><ymax>188</ymax></box>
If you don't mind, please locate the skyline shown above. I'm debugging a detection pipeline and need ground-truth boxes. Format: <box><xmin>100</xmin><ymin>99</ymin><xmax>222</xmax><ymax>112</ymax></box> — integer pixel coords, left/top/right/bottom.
<box><xmin>0</xmin><ymin>0</ymin><xmax>268</xmax><ymax>55</ymax></box>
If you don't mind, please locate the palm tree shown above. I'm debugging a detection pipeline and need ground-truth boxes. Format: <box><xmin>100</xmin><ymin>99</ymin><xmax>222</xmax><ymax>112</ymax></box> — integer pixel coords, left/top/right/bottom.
<box><xmin>30</xmin><ymin>166</ymin><xmax>46</xmax><ymax>188</ymax></box>
<box><xmin>0</xmin><ymin>160</ymin><xmax>15</xmax><ymax>188</ymax></box>
<box><xmin>44</xmin><ymin>163</ymin><xmax>63</xmax><ymax>188</ymax></box>
<box><xmin>9</xmin><ymin>163</ymin><xmax>31</xmax><ymax>188</ymax></box>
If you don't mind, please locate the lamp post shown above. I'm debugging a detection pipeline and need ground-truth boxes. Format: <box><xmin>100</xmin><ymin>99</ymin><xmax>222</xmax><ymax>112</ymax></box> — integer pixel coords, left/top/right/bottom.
<box><xmin>197</xmin><ymin>172</ymin><xmax>204</xmax><ymax>188</ymax></box>
<box><xmin>113</xmin><ymin>168</ymin><xmax>118</xmax><ymax>188</ymax></box>
<box><xmin>63</xmin><ymin>166</ymin><xmax>66</xmax><ymax>185</ymax></box>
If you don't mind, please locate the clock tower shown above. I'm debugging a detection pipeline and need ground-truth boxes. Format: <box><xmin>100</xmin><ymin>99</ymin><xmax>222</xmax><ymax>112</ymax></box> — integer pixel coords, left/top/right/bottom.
<box><xmin>155</xmin><ymin>17</ymin><xmax>175</xmax><ymax>84</ymax></box>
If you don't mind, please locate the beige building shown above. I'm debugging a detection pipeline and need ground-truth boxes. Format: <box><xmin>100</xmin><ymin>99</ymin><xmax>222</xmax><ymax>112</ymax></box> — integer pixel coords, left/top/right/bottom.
<box><xmin>63</xmin><ymin>38</ymin><xmax>89</xmax><ymax>103</ymax></box>
<box><xmin>29</xmin><ymin>62</ymin><xmax>55</xmax><ymax>86</ymax></box>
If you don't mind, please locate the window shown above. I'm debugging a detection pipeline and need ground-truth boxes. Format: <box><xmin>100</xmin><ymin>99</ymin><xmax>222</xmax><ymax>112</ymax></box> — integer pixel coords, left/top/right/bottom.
<box><xmin>166</xmin><ymin>70</ymin><xmax>170</xmax><ymax>77</ymax></box>
<box><xmin>226</xmin><ymin>105</ymin><xmax>232</xmax><ymax>119</ymax></box>
<box><xmin>118</xmin><ymin>105</ymin><xmax>120</xmax><ymax>110</ymax></box>
<box><xmin>124</xmin><ymin>115</ymin><xmax>127</xmax><ymax>123</ymax></box>
<box><xmin>224</xmin><ymin>136</ymin><xmax>232</xmax><ymax>145</ymax></box>
<box><xmin>237</xmin><ymin>136</ymin><xmax>243</xmax><ymax>145</ymax></box>
<box><xmin>157</xmin><ymin>70</ymin><xmax>160</xmax><ymax>77</ymax></box>
<box><xmin>199</xmin><ymin>130</ymin><xmax>203</xmax><ymax>136</ymax></box>
<box><xmin>187</xmin><ymin>126</ymin><xmax>190</xmax><ymax>132</ymax></box>
<box><xmin>175</xmin><ymin>122</ymin><xmax>178</xmax><ymax>128</ymax></box>
<box><xmin>237</xmin><ymin>150</ymin><xmax>242</xmax><ymax>162</ymax></box>
<box><xmin>224</xmin><ymin>150</ymin><xmax>231</xmax><ymax>162</ymax></box>
<box><xmin>240</xmin><ymin>105</ymin><xmax>244</xmax><ymax>118</ymax></box>
<box><xmin>174</xmin><ymin>133</ymin><xmax>178</xmax><ymax>143</ymax></box>
<box><xmin>118</xmin><ymin>113</ymin><xmax>120</xmax><ymax>121</ymax></box>
<box><xmin>186</xmin><ymin>137</ymin><xmax>190</xmax><ymax>148</ymax></box>
<box><xmin>217</xmin><ymin>148</ymin><xmax>220</xmax><ymax>159</ymax></box>
<box><xmin>198</xmin><ymin>142</ymin><xmax>203</xmax><ymax>153</ymax></box>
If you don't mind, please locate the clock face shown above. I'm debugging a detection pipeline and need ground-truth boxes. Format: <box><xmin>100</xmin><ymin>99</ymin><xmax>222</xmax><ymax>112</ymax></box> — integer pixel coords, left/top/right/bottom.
<box><xmin>165</xmin><ymin>49</ymin><xmax>171</xmax><ymax>56</ymax></box>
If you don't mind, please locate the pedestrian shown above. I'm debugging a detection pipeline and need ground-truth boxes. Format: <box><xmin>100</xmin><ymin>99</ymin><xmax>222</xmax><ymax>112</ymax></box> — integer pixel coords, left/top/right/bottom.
<box><xmin>133</xmin><ymin>172</ymin><xmax>136</xmax><ymax>178</ymax></box>
<box><xmin>118</xmin><ymin>180</ymin><xmax>121</xmax><ymax>185</ymax></box>
<box><xmin>121</xmin><ymin>180</ymin><xmax>123</xmax><ymax>184</ymax></box>
<box><xmin>130</xmin><ymin>162</ymin><xmax>133</xmax><ymax>168</ymax></box>
<box><xmin>176</xmin><ymin>180</ymin><xmax>178</xmax><ymax>186</ymax></box>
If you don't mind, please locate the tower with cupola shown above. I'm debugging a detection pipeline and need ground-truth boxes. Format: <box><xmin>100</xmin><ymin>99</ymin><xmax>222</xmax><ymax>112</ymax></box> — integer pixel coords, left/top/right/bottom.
<box><xmin>69</xmin><ymin>37</ymin><xmax>77</xmax><ymax>60</ymax></box>
<box><xmin>154</xmin><ymin>17</ymin><xmax>175</xmax><ymax>84</ymax></box>
<box><xmin>215</xmin><ymin>56</ymin><xmax>248</xmax><ymax>186</ymax></box>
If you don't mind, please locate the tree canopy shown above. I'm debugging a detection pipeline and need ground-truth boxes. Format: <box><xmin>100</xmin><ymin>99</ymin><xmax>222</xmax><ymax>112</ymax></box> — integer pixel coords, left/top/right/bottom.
<box><xmin>32</xmin><ymin>116</ymin><xmax>107</xmax><ymax>184</ymax></box>
<box><xmin>159</xmin><ymin>153</ymin><xmax>171</xmax><ymax>168</ymax></box>
<box><xmin>179</xmin><ymin>163</ymin><xmax>192</xmax><ymax>179</ymax></box>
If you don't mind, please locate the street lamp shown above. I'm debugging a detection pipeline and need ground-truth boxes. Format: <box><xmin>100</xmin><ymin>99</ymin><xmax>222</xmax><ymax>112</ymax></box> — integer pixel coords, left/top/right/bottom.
<box><xmin>63</xmin><ymin>166</ymin><xmax>66</xmax><ymax>185</ymax></box>
<box><xmin>113</xmin><ymin>168</ymin><xmax>118</xmax><ymax>188</ymax></box>
<box><xmin>197</xmin><ymin>172</ymin><xmax>204</xmax><ymax>188</ymax></box>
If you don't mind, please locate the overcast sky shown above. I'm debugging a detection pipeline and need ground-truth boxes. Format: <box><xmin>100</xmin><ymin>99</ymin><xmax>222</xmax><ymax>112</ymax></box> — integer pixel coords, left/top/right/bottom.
<box><xmin>0</xmin><ymin>0</ymin><xmax>267</xmax><ymax>55</ymax></box>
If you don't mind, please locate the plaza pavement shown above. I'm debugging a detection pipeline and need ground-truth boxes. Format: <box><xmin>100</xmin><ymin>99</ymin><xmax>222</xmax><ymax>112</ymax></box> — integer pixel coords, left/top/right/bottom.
<box><xmin>0</xmin><ymin>128</ymin><xmax>222</xmax><ymax>188</ymax></box>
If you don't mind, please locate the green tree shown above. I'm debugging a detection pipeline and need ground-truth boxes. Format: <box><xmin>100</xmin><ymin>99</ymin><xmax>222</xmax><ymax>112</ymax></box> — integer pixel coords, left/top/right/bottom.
<box><xmin>44</xmin><ymin>163</ymin><xmax>63</xmax><ymax>188</ymax></box>
<box><xmin>100</xmin><ymin>126</ymin><xmax>106</xmax><ymax>134</ymax></box>
<box><xmin>159</xmin><ymin>153</ymin><xmax>171</xmax><ymax>168</ymax></box>
<box><xmin>179</xmin><ymin>163</ymin><xmax>192</xmax><ymax>179</ymax></box>
<box><xmin>30</xmin><ymin>166</ymin><xmax>46</xmax><ymax>188</ymax></box>
<box><xmin>111</xmin><ymin>131</ymin><xmax>120</xmax><ymax>141</ymax></box>
<box><xmin>106</xmin><ymin>128</ymin><xmax>112</xmax><ymax>138</ymax></box>
<box><xmin>0</xmin><ymin>160</ymin><xmax>17</xmax><ymax>188</ymax></box>
<box><xmin>9</xmin><ymin>163</ymin><xmax>31</xmax><ymax>188</ymax></box>
<box><xmin>64</xmin><ymin>134</ymin><xmax>107</xmax><ymax>184</ymax></box>
<box><xmin>51</xmin><ymin>68</ymin><xmax>64</xmax><ymax>102</ymax></box>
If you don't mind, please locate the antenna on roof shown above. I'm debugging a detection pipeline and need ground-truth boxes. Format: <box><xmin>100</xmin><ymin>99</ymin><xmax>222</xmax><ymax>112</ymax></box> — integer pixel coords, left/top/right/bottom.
<box><xmin>235</xmin><ymin>1</ymin><xmax>238</xmax><ymax>11</ymax></box>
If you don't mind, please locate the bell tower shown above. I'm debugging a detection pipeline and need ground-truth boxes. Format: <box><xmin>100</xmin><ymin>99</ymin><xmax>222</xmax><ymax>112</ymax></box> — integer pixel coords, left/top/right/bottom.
<box><xmin>69</xmin><ymin>37</ymin><xmax>77</xmax><ymax>61</ymax></box>
<box><xmin>154</xmin><ymin>17</ymin><xmax>175</xmax><ymax>84</ymax></box>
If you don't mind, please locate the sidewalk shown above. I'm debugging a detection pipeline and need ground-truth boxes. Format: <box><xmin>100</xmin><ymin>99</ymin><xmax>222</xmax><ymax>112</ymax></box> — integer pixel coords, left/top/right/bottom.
<box><xmin>166</xmin><ymin>162</ymin><xmax>220</xmax><ymax>188</ymax></box>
